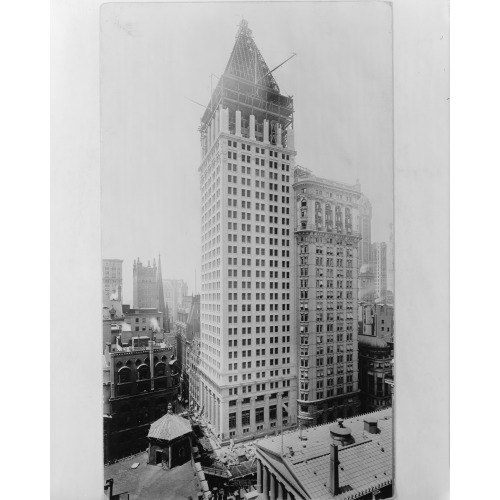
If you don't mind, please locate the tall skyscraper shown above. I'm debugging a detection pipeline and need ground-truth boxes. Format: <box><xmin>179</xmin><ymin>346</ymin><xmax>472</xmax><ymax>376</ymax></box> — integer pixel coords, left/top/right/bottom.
<box><xmin>102</xmin><ymin>259</ymin><xmax>123</xmax><ymax>303</ymax></box>
<box><xmin>294</xmin><ymin>168</ymin><xmax>362</xmax><ymax>426</ymax></box>
<box><xmin>198</xmin><ymin>20</ymin><xmax>297</xmax><ymax>442</ymax></box>
<box><xmin>133</xmin><ymin>257</ymin><xmax>158</xmax><ymax>309</ymax></box>
<box><xmin>371</xmin><ymin>242</ymin><xmax>387</xmax><ymax>300</ymax></box>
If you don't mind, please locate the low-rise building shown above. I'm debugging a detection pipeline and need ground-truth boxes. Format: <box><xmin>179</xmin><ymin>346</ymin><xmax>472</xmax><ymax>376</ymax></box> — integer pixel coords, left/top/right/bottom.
<box><xmin>357</xmin><ymin>303</ymin><xmax>394</xmax><ymax>413</ymax></box>
<box><xmin>254</xmin><ymin>408</ymin><xmax>393</xmax><ymax>500</ymax></box>
<box><xmin>103</xmin><ymin>339</ymin><xmax>181</xmax><ymax>462</ymax></box>
<box><xmin>122</xmin><ymin>305</ymin><xmax>165</xmax><ymax>336</ymax></box>
<box><xmin>358</xmin><ymin>303</ymin><xmax>394</xmax><ymax>343</ymax></box>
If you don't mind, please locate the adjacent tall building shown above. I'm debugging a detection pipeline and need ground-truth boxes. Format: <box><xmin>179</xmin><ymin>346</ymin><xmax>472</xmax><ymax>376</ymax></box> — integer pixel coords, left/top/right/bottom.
<box><xmin>198</xmin><ymin>20</ymin><xmax>297</xmax><ymax>442</ymax></box>
<box><xmin>102</xmin><ymin>259</ymin><xmax>123</xmax><ymax>302</ymax></box>
<box><xmin>293</xmin><ymin>168</ymin><xmax>362</xmax><ymax>426</ymax></box>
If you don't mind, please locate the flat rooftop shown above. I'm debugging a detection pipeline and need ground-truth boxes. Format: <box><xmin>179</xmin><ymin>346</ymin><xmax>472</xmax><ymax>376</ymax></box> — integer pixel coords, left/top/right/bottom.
<box><xmin>104</xmin><ymin>452</ymin><xmax>199</xmax><ymax>500</ymax></box>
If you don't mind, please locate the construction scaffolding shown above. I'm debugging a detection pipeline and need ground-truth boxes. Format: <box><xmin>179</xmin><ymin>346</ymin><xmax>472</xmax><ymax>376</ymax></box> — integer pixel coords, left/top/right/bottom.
<box><xmin>200</xmin><ymin>20</ymin><xmax>295</xmax><ymax>152</ymax></box>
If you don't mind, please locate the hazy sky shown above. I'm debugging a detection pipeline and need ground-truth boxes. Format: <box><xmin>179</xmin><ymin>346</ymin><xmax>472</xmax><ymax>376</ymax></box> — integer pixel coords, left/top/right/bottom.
<box><xmin>101</xmin><ymin>1</ymin><xmax>394</xmax><ymax>303</ymax></box>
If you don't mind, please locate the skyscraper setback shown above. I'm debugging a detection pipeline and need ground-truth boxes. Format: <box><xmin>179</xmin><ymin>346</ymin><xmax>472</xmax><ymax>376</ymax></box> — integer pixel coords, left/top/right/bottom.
<box><xmin>198</xmin><ymin>21</ymin><xmax>297</xmax><ymax>442</ymax></box>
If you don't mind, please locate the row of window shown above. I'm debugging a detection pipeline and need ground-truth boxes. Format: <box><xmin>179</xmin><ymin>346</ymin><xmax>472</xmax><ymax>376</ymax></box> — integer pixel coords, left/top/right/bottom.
<box><xmin>229</xmin><ymin>336</ymin><xmax>290</xmax><ymax>347</ymax></box>
<box><xmin>227</xmin><ymin>315</ymin><xmax>291</xmax><ymax>323</ymax></box>
<box><xmin>228</xmin><ymin>325</ymin><xmax>291</xmax><ymax>335</ymax></box>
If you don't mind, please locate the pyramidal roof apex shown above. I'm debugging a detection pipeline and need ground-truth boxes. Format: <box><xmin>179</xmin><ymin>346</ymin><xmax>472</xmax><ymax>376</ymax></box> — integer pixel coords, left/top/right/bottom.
<box><xmin>223</xmin><ymin>19</ymin><xmax>280</xmax><ymax>93</ymax></box>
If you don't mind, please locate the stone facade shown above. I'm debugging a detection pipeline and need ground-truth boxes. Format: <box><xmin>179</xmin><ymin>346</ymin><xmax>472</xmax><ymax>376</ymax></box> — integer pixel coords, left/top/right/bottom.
<box><xmin>198</xmin><ymin>22</ymin><xmax>297</xmax><ymax>443</ymax></box>
<box><xmin>103</xmin><ymin>341</ymin><xmax>181</xmax><ymax>462</ymax></box>
<box><xmin>358</xmin><ymin>336</ymin><xmax>393</xmax><ymax>413</ymax></box>
<box><xmin>293</xmin><ymin>169</ymin><xmax>363</xmax><ymax>426</ymax></box>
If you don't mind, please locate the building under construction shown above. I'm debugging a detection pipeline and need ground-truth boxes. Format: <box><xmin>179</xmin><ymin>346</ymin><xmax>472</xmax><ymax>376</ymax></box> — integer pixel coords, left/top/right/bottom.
<box><xmin>199</xmin><ymin>19</ymin><xmax>295</xmax><ymax>156</ymax></box>
<box><xmin>197</xmin><ymin>19</ymin><xmax>298</xmax><ymax>443</ymax></box>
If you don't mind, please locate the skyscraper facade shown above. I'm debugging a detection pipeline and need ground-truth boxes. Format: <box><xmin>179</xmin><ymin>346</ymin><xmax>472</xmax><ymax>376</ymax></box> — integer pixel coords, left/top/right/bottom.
<box><xmin>198</xmin><ymin>21</ymin><xmax>297</xmax><ymax>442</ymax></box>
<box><xmin>371</xmin><ymin>242</ymin><xmax>387</xmax><ymax>300</ymax></box>
<box><xmin>102</xmin><ymin>259</ymin><xmax>123</xmax><ymax>303</ymax></box>
<box><xmin>293</xmin><ymin>168</ymin><xmax>362</xmax><ymax>426</ymax></box>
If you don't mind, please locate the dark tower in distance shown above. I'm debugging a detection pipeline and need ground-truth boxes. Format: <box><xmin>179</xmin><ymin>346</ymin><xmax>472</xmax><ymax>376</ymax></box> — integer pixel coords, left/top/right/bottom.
<box><xmin>133</xmin><ymin>257</ymin><xmax>158</xmax><ymax>309</ymax></box>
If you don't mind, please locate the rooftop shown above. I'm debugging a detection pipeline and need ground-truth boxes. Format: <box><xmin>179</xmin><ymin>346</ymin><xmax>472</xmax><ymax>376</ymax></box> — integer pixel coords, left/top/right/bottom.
<box><xmin>104</xmin><ymin>452</ymin><xmax>199</xmax><ymax>500</ymax></box>
<box><xmin>148</xmin><ymin>406</ymin><xmax>192</xmax><ymax>442</ymax></box>
<box><xmin>256</xmin><ymin>408</ymin><xmax>393</xmax><ymax>500</ymax></box>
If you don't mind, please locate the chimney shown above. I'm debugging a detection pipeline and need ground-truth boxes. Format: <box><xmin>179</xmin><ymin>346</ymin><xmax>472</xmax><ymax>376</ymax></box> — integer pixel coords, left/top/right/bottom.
<box><xmin>363</xmin><ymin>416</ymin><xmax>379</xmax><ymax>434</ymax></box>
<box><xmin>329</xmin><ymin>443</ymin><xmax>340</xmax><ymax>495</ymax></box>
<box><xmin>104</xmin><ymin>478</ymin><xmax>114</xmax><ymax>498</ymax></box>
<box><xmin>330</xmin><ymin>418</ymin><xmax>353</xmax><ymax>446</ymax></box>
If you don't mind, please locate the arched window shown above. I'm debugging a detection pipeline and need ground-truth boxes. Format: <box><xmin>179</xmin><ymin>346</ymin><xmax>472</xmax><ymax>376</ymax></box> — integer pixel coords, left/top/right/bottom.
<box><xmin>118</xmin><ymin>367</ymin><xmax>131</xmax><ymax>384</ymax></box>
<box><xmin>135</xmin><ymin>359</ymin><xmax>142</xmax><ymax>366</ymax></box>
<box><xmin>155</xmin><ymin>362</ymin><xmax>167</xmax><ymax>377</ymax></box>
<box><xmin>301</xmin><ymin>198</ymin><xmax>307</xmax><ymax>207</ymax></box>
<box><xmin>137</xmin><ymin>364</ymin><xmax>150</xmax><ymax>380</ymax></box>
<box><xmin>325</xmin><ymin>204</ymin><xmax>333</xmax><ymax>231</ymax></box>
<box><xmin>126</xmin><ymin>360</ymin><xmax>132</xmax><ymax>367</ymax></box>
<box><xmin>315</xmin><ymin>202</ymin><xmax>323</xmax><ymax>228</ymax></box>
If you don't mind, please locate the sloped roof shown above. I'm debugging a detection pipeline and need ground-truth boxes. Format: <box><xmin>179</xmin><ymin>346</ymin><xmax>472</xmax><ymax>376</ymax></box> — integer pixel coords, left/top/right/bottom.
<box><xmin>148</xmin><ymin>409</ymin><xmax>192</xmax><ymax>442</ymax></box>
<box><xmin>256</xmin><ymin>408</ymin><xmax>393</xmax><ymax>500</ymax></box>
<box><xmin>358</xmin><ymin>334</ymin><xmax>388</xmax><ymax>349</ymax></box>
<box><xmin>224</xmin><ymin>20</ymin><xmax>280</xmax><ymax>92</ymax></box>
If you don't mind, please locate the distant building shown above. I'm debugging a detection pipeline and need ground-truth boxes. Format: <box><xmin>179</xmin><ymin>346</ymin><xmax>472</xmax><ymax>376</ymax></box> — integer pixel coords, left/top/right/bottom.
<box><xmin>163</xmin><ymin>279</ymin><xmax>188</xmax><ymax>324</ymax></box>
<box><xmin>174</xmin><ymin>295</ymin><xmax>201</xmax><ymax>407</ymax></box>
<box><xmin>358</xmin><ymin>195</ymin><xmax>372</xmax><ymax>270</ymax></box>
<box><xmin>293</xmin><ymin>167</ymin><xmax>363</xmax><ymax>426</ymax></box>
<box><xmin>254</xmin><ymin>408</ymin><xmax>393</xmax><ymax>500</ymax></box>
<box><xmin>102</xmin><ymin>299</ymin><xmax>125</xmax><ymax>351</ymax></box>
<box><xmin>103</xmin><ymin>339</ymin><xmax>181</xmax><ymax>462</ymax></box>
<box><xmin>133</xmin><ymin>257</ymin><xmax>158</xmax><ymax>309</ymax></box>
<box><xmin>122</xmin><ymin>305</ymin><xmax>165</xmax><ymax>337</ymax></box>
<box><xmin>359</xmin><ymin>303</ymin><xmax>394</xmax><ymax>343</ymax></box>
<box><xmin>102</xmin><ymin>259</ymin><xmax>123</xmax><ymax>303</ymax></box>
<box><xmin>358</xmin><ymin>303</ymin><xmax>394</xmax><ymax>413</ymax></box>
<box><xmin>358</xmin><ymin>336</ymin><xmax>393</xmax><ymax>414</ymax></box>
<box><xmin>371</xmin><ymin>243</ymin><xmax>387</xmax><ymax>300</ymax></box>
